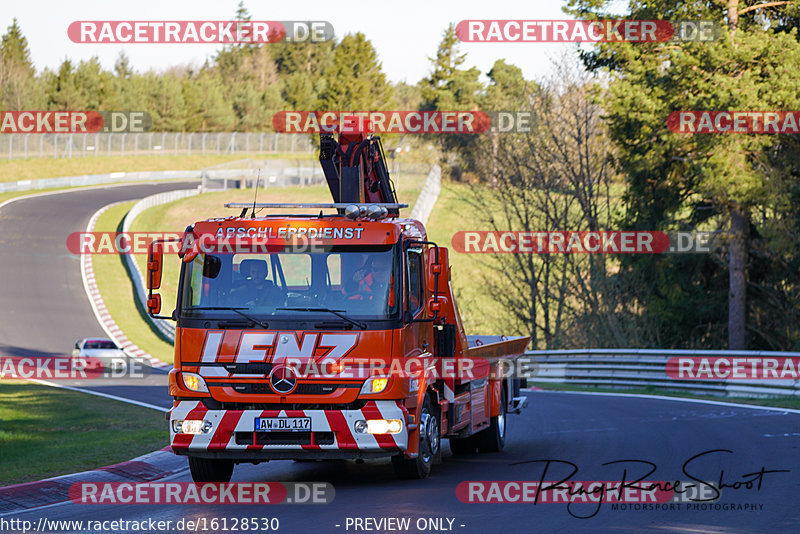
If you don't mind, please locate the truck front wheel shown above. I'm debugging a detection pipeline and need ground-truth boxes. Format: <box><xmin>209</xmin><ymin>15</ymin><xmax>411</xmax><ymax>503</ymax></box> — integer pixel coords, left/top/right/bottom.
<box><xmin>188</xmin><ymin>457</ymin><xmax>235</xmax><ymax>482</ymax></box>
<box><xmin>476</xmin><ymin>387</ymin><xmax>506</xmax><ymax>453</ymax></box>
<box><xmin>392</xmin><ymin>396</ymin><xmax>439</xmax><ymax>479</ymax></box>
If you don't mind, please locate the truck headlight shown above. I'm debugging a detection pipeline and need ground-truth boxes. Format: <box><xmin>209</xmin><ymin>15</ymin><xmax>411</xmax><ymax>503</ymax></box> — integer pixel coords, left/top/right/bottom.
<box><xmin>354</xmin><ymin>419</ymin><xmax>403</xmax><ymax>434</ymax></box>
<box><xmin>360</xmin><ymin>376</ymin><xmax>388</xmax><ymax>395</ymax></box>
<box><xmin>182</xmin><ymin>372</ymin><xmax>208</xmax><ymax>393</ymax></box>
<box><xmin>172</xmin><ymin>419</ymin><xmax>213</xmax><ymax>434</ymax></box>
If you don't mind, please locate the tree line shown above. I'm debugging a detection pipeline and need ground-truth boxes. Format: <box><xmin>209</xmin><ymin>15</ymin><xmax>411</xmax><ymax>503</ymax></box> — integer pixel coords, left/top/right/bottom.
<box><xmin>2</xmin><ymin>1</ymin><xmax>798</xmax><ymax>351</ymax></box>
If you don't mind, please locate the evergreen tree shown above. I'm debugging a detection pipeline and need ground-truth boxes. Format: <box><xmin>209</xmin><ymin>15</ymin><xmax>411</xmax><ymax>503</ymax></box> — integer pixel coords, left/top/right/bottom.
<box><xmin>318</xmin><ymin>33</ymin><xmax>392</xmax><ymax>110</ymax></box>
<box><xmin>0</xmin><ymin>18</ymin><xmax>37</xmax><ymax>109</ymax></box>
<box><xmin>565</xmin><ymin>0</ymin><xmax>800</xmax><ymax>349</ymax></box>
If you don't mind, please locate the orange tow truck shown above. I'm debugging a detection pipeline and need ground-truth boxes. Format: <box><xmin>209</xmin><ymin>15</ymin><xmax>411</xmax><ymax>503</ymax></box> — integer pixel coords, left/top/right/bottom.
<box><xmin>147</xmin><ymin>130</ymin><xmax>530</xmax><ymax>481</ymax></box>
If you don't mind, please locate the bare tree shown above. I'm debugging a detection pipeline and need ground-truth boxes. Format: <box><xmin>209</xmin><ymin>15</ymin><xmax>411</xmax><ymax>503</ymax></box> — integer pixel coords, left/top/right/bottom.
<box><xmin>465</xmin><ymin>57</ymin><xmax>658</xmax><ymax>348</ymax></box>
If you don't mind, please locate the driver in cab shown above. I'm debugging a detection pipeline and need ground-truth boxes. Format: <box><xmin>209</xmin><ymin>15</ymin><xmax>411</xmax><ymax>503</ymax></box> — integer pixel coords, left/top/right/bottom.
<box><xmin>347</xmin><ymin>254</ymin><xmax>395</xmax><ymax>307</ymax></box>
<box><xmin>230</xmin><ymin>259</ymin><xmax>275</xmax><ymax>307</ymax></box>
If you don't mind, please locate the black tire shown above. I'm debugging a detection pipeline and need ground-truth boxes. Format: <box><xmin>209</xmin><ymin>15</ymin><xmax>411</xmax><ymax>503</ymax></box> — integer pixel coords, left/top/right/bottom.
<box><xmin>392</xmin><ymin>395</ymin><xmax>439</xmax><ymax>479</ymax></box>
<box><xmin>448</xmin><ymin>435</ymin><xmax>478</xmax><ymax>455</ymax></box>
<box><xmin>188</xmin><ymin>457</ymin><xmax>235</xmax><ymax>482</ymax></box>
<box><xmin>477</xmin><ymin>387</ymin><xmax>507</xmax><ymax>453</ymax></box>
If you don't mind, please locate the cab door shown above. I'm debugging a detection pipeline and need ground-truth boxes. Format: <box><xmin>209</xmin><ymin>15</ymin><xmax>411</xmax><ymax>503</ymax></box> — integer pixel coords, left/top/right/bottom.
<box><xmin>402</xmin><ymin>245</ymin><xmax>433</xmax><ymax>380</ymax></box>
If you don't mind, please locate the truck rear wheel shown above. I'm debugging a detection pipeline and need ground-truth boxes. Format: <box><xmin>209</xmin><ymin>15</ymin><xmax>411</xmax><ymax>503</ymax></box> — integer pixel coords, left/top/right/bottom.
<box><xmin>476</xmin><ymin>387</ymin><xmax>506</xmax><ymax>453</ymax></box>
<box><xmin>188</xmin><ymin>457</ymin><xmax>235</xmax><ymax>482</ymax></box>
<box><xmin>392</xmin><ymin>396</ymin><xmax>439</xmax><ymax>479</ymax></box>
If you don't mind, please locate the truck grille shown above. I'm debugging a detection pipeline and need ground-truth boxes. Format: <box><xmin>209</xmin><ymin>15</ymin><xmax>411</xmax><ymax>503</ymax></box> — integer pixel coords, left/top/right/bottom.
<box><xmin>225</xmin><ymin>383</ymin><xmax>359</xmax><ymax>395</ymax></box>
<box><xmin>201</xmin><ymin>398</ymin><xmax>368</xmax><ymax>411</ymax></box>
<box><xmin>234</xmin><ymin>431</ymin><xmax>335</xmax><ymax>446</ymax></box>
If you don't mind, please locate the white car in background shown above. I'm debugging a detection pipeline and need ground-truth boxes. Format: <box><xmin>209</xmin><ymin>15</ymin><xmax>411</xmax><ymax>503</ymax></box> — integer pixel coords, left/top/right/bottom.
<box><xmin>72</xmin><ymin>338</ymin><xmax>127</xmax><ymax>371</ymax></box>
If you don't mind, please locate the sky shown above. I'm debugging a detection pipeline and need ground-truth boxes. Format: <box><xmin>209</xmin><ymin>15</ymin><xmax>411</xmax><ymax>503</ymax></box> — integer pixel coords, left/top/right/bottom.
<box><xmin>0</xmin><ymin>0</ymin><xmax>590</xmax><ymax>84</ymax></box>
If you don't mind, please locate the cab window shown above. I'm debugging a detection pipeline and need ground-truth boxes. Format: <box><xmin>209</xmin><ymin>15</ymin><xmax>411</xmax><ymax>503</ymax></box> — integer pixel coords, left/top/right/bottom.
<box><xmin>406</xmin><ymin>248</ymin><xmax>424</xmax><ymax>315</ymax></box>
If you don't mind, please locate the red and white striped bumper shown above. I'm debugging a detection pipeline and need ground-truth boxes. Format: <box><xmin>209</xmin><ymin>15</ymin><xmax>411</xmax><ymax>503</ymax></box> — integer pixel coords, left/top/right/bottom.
<box><xmin>170</xmin><ymin>400</ymin><xmax>408</xmax><ymax>457</ymax></box>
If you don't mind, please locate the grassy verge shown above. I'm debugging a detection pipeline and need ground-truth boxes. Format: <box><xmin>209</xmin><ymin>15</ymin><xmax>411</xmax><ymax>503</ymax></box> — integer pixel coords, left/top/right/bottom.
<box><xmin>0</xmin><ymin>382</ymin><xmax>167</xmax><ymax>486</ymax></box>
<box><xmin>528</xmin><ymin>382</ymin><xmax>800</xmax><ymax>410</ymax></box>
<box><xmin>92</xmin><ymin>202</ymin><xmax>175</xmax><ymax>363</ymax></box>
<box><xmin>426</xmin><ymin>183</ymin><xmax>511</xmax><ymax>335</ymax></box>
<box><xmin>0</xmin><ymin>153</ymin><xmax>315</xmax><ymax>183</ymax></box>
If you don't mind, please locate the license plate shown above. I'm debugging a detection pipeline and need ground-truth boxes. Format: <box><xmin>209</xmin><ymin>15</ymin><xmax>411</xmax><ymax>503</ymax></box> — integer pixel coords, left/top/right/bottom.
<box><xmin>254</xmin><ymin>417</ymin><xmax>311</xmax><ymax>432</ymax></box>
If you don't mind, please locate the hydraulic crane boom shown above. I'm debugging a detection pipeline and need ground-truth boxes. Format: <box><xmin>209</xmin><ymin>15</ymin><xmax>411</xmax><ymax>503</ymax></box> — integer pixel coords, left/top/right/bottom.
<box><xmin>319</xmin><ymin>131</ymin><xmax>399</xmax><ymax>214</ymax></box>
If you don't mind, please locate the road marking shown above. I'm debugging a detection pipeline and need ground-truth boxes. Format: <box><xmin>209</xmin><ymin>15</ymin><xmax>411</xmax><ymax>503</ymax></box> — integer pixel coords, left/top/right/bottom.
<box><xmin>81</xmin><ymin>201</ymin><xmax>131</xmax><ymax>347</ymax></box>
<box><xmin>533</xmin><ymin>389</ymin><xmax>800</xmax><ymax>415</ymax></box>
<box><xmin>80</xmin><ymin>200</ymin><xmax>170</xmax><ymax>369</ymax></box>
<box><xmin>30</xmin><ymin>378</ymin><xmax>169</xmax><ymax>412</ymax></box>
<box><xmin>0</xmin><ymin>180</ymin><xmax>195</xmax><ymax>213</ymax></box>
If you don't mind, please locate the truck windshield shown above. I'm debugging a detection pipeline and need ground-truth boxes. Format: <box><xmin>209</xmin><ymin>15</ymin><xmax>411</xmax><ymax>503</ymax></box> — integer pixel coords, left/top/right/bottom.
<box><xmin>179</xmin><ymin>245</ymin><xmax>400</xmax><ymax>322</ymax></box>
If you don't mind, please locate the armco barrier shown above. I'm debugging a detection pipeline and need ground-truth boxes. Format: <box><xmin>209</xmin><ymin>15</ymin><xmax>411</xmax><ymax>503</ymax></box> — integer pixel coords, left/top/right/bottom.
<box><xmin>0</xmin><ymin>169</ymin><xmax>200</xmax><ymax>193</ymax></box>
<box><xmin>0</xmin><ymin>132</ymin><xmax>314</xmax><ymax>160</ymax></box>
<box><xmin>0</xmin><ymin>158</ymin><xmax>325</xmax><ymax>195</ymax></box>
<box><xmin>121</xmin><ymin>189</ymin><xmax>200</xmax><ymax>341</ymax></box>
<box><xmin>526</xmin><ymin>349</ymin><xmax>800</xmax><ymax>398</ymax></box>
<box><xmin>409</xmin><ymin>164</ymin><xmax>441</xmax><ymax>225</ymax></box>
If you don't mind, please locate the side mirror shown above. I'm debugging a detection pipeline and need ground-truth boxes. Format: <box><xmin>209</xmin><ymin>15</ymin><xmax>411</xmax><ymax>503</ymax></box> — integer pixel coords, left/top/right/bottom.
<box><xmin>147</xmin><ymin>294</ymin><xmax>162</xmax><ymax>315</ymax></box>
<box><xmin>203</xmin><ymin>255</ymin><xmax>221</xmax><ymax>279</ymax></box>
<box><xmin>147</xmin><ymin>239</ymin><xmax>176</xmax><ymax>320</ymax></box>
<box><xmin>147</xmin><ymin>241</ymin><xmax>163</xmax><ymax>290</ymax></box>
<box><xmin>427</xmin><ymin>297</ymin><xmax>444</xmax><ymax>315</ymax></box>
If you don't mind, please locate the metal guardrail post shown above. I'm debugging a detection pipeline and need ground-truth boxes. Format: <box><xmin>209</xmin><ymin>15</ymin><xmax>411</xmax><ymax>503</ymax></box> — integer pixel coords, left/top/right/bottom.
<box><xmin>524</xmin><ymin>349</ymin><xmax>800</xmax><ymax>398</ymax></box>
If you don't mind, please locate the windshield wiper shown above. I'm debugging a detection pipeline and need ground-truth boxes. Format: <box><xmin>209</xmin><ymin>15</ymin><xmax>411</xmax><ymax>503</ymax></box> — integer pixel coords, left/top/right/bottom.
<box><xmin>186</xmin><ymin>307</ymin><xmax>269</xmax><ymax>329</ymax></box>
<box><xmin>276</xmin><ymin>307</ymin><xmax>367</xmax><ymax>330</ymax></box>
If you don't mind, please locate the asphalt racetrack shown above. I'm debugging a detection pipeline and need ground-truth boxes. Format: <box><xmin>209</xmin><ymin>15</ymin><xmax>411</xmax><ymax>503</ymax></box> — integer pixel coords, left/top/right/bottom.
<box><xmin>1</xmin><ymin>183</ymin><xmax>799</xmax><ymax>532</ymax></box>
<box><xmin>0</xmin><ymin>182</ymin><xmax>197</xmax><ymax>409</ymax></box>
<box><xmin>6</xmin><ymin>391</ymin><xmax>800</xmax><ymax>532</ymax></box>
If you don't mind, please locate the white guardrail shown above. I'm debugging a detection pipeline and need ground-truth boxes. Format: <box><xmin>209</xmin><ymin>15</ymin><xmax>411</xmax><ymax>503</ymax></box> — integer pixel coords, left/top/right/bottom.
<box><xmin>527</xmin><ymin>349</ymin><xmax>800</xmax><ymax>398</ymax></box>
<box><xmin>122</xmin><ymin>189</ymin><xmax>200</xmax><ymax>340</ymax></box>
<box><xmin>0</xmin><ymin>170</ymin><xmax>201</xmax><ymax>193</ymax></box>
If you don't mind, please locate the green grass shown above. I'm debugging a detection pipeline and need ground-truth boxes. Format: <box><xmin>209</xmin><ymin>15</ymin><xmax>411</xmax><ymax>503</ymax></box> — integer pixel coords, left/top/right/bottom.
<box><xmin>0</xmin><ymin>153</ymin><xmax>315</xmax><ymax>183</ymax></box>
<box><xmin>425</xmin><ymin>183</ymin><xmax>511</xmax><ymax>336</ymax></box>
<box><xmin>0</xmin><ymin>382</ymin><xmax>167</xmax><ymax>486</ymax></box>
<box><xmin>92</xmin><ymin>202</ymin><xmax>175</xmax><ymax>363</ymax></box>
<box><xmin>529</xmin><ymin>382</ymin><xmax>800</xmax><ymax>410</ymax></box>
